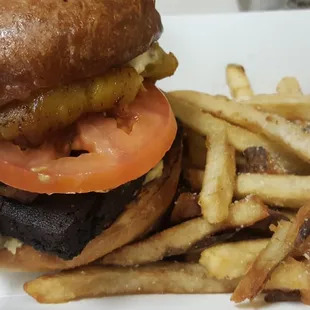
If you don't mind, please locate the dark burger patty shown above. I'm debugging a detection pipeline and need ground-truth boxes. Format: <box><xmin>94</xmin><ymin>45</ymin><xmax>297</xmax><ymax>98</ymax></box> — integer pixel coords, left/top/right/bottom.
<box><xmin>0</xmin><ymin>125</ymin><xmax>183</xmax><ymax>261</ymax></box>
<box><xmin>0</xmin><ymin>177</ymin><xmax>144</xmax><ymax>260</ymax></box>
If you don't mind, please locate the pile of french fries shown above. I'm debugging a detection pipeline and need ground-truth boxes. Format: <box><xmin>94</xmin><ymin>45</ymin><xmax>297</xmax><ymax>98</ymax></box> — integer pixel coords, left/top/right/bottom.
<box><xmin>24</xmin><ymin>65</ymin><xmax>310</xmax><ymax>306</ymax></box>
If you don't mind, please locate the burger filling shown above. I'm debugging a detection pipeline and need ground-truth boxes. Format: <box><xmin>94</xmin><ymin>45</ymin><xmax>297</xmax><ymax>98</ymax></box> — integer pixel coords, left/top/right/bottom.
<box><xmin>0</xmin><ymin>44</ymin><xmax>178</xmax><ymax>260</ymax></box>
<box><xmin>0</xmin><ymin>237</ymin><xmax>23</xmax><ymax>255</ymax></box>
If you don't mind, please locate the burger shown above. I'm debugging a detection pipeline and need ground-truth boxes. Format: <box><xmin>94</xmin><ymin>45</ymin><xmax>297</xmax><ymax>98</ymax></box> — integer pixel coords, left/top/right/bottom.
<box><xmin>0</xmin><ymin>0</ymin><xmax>181</xmax><ymax>271</ymax></box>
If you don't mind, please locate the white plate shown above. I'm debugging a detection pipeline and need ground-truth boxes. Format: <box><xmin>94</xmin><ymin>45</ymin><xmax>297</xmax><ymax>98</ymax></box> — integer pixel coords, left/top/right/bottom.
<box><xmin>1</xmin><ymin>10</ymin><xmax>310</xmax><ymax>310</ymax></box>
<box><xmin>156</xmin><ymin>0</ymin><xmax>239</xmax><ymax>14</ymax></box>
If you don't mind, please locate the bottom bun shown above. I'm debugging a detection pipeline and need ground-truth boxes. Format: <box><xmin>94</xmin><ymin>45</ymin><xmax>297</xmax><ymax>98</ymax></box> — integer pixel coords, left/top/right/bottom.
<box><xmin>0</xmin><ymin>139</ymin><xmax>182</xmax><ymax>272</ymax></box>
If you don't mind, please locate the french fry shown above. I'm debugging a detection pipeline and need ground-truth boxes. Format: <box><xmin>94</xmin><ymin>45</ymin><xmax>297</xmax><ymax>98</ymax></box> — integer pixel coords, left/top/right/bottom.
<box><xmin>199</xmin><ymin>240</ymin><xmax>310</xmax><ymax>303</ymax></box>
<box><xmin>24</xmin><ymin>259</ymin><xmax>310</xmax><ymax>303</ymax></box>
<box><xmin>236</xmin><ymin>173</ymin><xmax>310</xmax><ymax>208</ymax></box>
<box><xmin>301</xmin><ymin>290</ymin><xmax>310</xmax><ymax>305</ymax></box>
<box><xmin>242</xmin><ymin>146</ymin><xmax>284</xmax><ymax>174</ymax></box>
<box><xmin>170</xmin><ymin>192</ymin><xmax>201</xmax><ymax>224</ymax></box>
<box><xmin>24</xmin><ymin>260</ymin><xmax>310</xmax><ymax>304</ymax></box>
<box><xmin>199</xmin><ymin>127</ymin><xmax>235</xmax><ymax>223</ymax></box>
<box><xmin>24</xmin><ymin>262</ymin><xmax>240</xmax><ymax>304</ymax></box>
<box><xmin>226</xmin><ymin>64</ymin><xmax>254</xmax><ymax>100</ymax></box>
<box><xmin>266</xmin><ymin>257</ymin><xmax>310</xmax><ymax>292</ymax></box>
<box><xmin>185</xmin><ymin>170</ymin><xmax>310</xmax><ymax>206</ymax></box>
<box><xmin>169</xmin><ymin>90</ymin><xmax>310</xmax><ymax>163</ymax></box>
<box><xmin>265</xmin><ymin>258</ymin><xmax>310</xmax><ymax>304</ymax></box>
<box><xmin>100</xmin><ymin>196</ymin><xmax>269</xmax><ymax>267</ymax></box>
<box><xmin>264</xmin><ymin>290</ymin><xmax>301</xmax><ymax>303</ymax></box>
<box><xmin>294</xmin><ymin>119</ymin><xmax>310</xmax><ymax>133</ymax></box>
<box><xmin>231</xmin><ymin>205</ymin><xmax>310</xmax><ymax>303</ymax></box>
<box><xmin>231</xmin><ymin>72</ymin><xmax>305</xmax><ymax>120</ymax></box>
<box><xmin>293</xmin><ymin>235</ymin><xmax>310</xmax><ymax>259</ymax></box>
<box><xmin>239</xmin><ymin>94</ymin><xmax>310</xmax><ymax>121</ymax></box>
<box><xmin>167</xmin><ymin>93</ymin><xmax>309</xmax><ymax>174</ymax></box>
<box><xmin>214</xmin><ymin>94</ymin><xmax>230</xmax><ymax>101</ymax></box>
<box><xmin>276</xmin><ymin>77</ymin><xmax>302</xmax><ymax>95</ymax></box>
<box><xmin>181</xmin><ymin>231</ymin><xmax>237</xmax><ymax>263</ymax></box>
<box><xmin>184</xmin><ymin>169</ymin><xmax>310</xmax><ymax>208</ymax></box>
<box><xmin>199</xmin><ymin>239</ymin><xmax>269</xmax><ymax>280</ymax></box>
<box><xmin>265</xmin><ymin>257</ymin><xmax>310</xmax><ymax>304</ymax></box>
<box><xmin>232</xmin><ymin>220</ymin><xmax>291</xmax><ymax>302</ymax></box>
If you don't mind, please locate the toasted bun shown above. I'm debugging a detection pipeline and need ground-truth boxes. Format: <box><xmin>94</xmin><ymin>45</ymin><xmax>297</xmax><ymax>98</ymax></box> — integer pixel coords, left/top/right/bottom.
<box><xmin>0</xmin><ymin>136</ymin><xmax>181</xmax><ymax>272</ymax></box>
<box><xmin>0</xmin><ymin>0</ymin><xmax>162</xmax><ymax>106</ymax></box>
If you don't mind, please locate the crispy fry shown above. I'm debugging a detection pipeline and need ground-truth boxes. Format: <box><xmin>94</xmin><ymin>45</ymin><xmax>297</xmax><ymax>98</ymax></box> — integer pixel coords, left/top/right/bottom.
<box><xmin>232</xmin><ymin>220</ymin><xmax>291</xmax><ymax>302</ymax></box>
<box><xmin>214</xmin><ymin>95</ymin><xmax>230</xmax><ymax>101</ymax></box>
<box><xmin>265</xmin><ymin>258</ymin><xmax>310</xmax><ymax>304</ymax></box>
<box><xmin>170</xmin><ymin>193</ymin><xmax>201</xmax><ymax>225</ymax></box>
<box><xmin>293</xmin><ymin>235</ymin><xmax>310</xmax><ymax>259</ymax></box>
<box><xmin>232</xmin><ymin>73</ymin><xmax>304</xmax><ymax>121</ymax></box>
<box><xmin>25</xmin><ymin>260</ymin><xmax>310</xmax><ymax>304</ymax></box>
<box><xmin>266</xmin><ymin>257</ymin><xmax>310</xmax><ymax>292</ymax></box>
<box><xmin>24</xmin><ymin>262</ymin><xmax>240</xmax><ymax>304</ymax></box>
<box><xmin>169</xmin><ymin>91</ymin><xmax>310</xmax><ymax>163</ymax></box>
<box><xmin>264</xmin><ymin>290</ymin><xmax>301</xmax><ymax>303</ymax></box>
<box><xmin>236</xmin><ymin>174</ymin><xmax>310</xmax><ymax>208</ymax></box>
<box><xmin>200</xmin><ymin>241</ymin><xmax>310</xmax><ymax>302</ymax></box>
<box><xmin>25</xmin><ymin>258</ymin><xmax>310</xmax><ymax>305</ymax></box>
<box><xmin>294</xmin><ymin>119</ymin><xmax>310</xmax><ymax>133</ymax></box>
<box><xmin>239</xmin><ymin>94</ymin><xmax>310</xmax><ymax>121</ymax></box>
<box><xmin>199</xmin><ymin>127</ymin><xmax>235</xmax><ymax>223</ymax></box>
<box><xmin>167</xmin><ymin>93</ymin><xmax>309</xmax><ymax>174</ymax></box>
<box><xmin>185</xmin><ymin>170</ymin><xmax>305</xmax><ymax>205</ymax></box>
<box><xmin>231</xmin><ymin>205</ymin><xmax>310</xmax><ymax>303</ymax></box>
<box><xmin>277</xmin><ymin>77</ymin><xmax>302</xmax><ymax>95</ymax></box>
<box><xmin>243</xmin><ymin>147</ymin><xmax>271</xmax><ymax>173</ymax></box>
<box><xmin>181</xmin><ymin>232</ymin><xmax>237</xmax><ymax>262</ymax></box>
<box><xmin>199</xmin><ymin>239</ymin><xmax>269</xmax><ymax>280</ymax></box>
<box><xmin>242</xmin><ymin>146</ymin><xmax>284</xmax><ymax>174</ymax></box>
<box><xmin>301</xmin><ymin>290</ymin><xmax>310</xmax><ymax>305</ymax></box>
<box><xmin>226</xmin><ymin>64</ymin><xmax>254</xmax><ymax>100</ymax></box>
<box><xmin>100</xmin><ymin>196</ymin><xmax>269</xmax><ymax>267</ymax></box>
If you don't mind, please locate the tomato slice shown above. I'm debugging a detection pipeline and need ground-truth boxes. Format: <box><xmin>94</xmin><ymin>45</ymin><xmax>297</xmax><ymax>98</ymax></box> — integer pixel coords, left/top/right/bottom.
<box><xmin>0</xmin><ymin>84</ymin><xmax>177</xmax><ymax>194</ymax></box>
